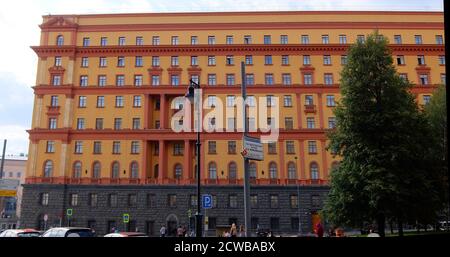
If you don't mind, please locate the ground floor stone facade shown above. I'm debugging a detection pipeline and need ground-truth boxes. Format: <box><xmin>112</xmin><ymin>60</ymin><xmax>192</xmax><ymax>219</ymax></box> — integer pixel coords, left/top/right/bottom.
<box><xmin>20</xmin><ymin>184</ymin><xmax>330</xmax><ymax>236</ymax></box>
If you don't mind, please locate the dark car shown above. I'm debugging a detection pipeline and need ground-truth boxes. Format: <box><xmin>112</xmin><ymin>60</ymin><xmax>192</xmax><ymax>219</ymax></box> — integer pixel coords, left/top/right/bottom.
<box><xmin>41</xmin><ymin>227</ymin><xmax>96</xmax><ymax>237</ymax></box>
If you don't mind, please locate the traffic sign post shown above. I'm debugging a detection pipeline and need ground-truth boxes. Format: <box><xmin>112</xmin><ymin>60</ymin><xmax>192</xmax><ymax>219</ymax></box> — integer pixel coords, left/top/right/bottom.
<box><xmin>202</xmin><ymin>194</ymin><xmax>212</xmax><ymax>209</ymax></box>
<box><xmin>43</xmin><ymin>214</ymin><xmax>48</xmax><ymax>231</ymax></box>
<box><xmin>123</xmin><ymin>214</ymin><xmax>130</xmax><ymax>232</ymax></box>
<box><xmin>66</xmin><ymin>209</ymin><xmax>73</xmax><ymax>227</ymax></box>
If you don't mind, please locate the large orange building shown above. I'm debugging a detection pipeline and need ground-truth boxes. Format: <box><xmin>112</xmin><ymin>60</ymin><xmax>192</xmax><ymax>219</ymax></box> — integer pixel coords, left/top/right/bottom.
<box><xmin>21</xmin><ymin>11</ymin><xmax>444</xmax><ymax>236</ymax></box>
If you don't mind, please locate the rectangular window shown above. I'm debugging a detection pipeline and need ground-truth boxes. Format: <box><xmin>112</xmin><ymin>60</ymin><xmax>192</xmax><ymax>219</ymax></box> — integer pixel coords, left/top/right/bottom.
<box><xmin>270</xmin><ymin>195</ymin><xmax>279</xmax><ymax>208</ymax></box>
<box><xmin>311</xmin><ymin>195</ymin><xmax>321</xmax><ymax>208</ymax></box>
<box><xmin>52</xmin><ymin>75</ymin><xmax>61</xmax><ymax>86</ymax></box>
<box><xmin>70</xmin><ymin>194</ymin><xmax>78</xmax><ymax>206</ymax></box>
<box><xmin>99</xmin><ymin>57</ymin><xmax>107</xmax><ymax>67</ymax></box>
<box><xmin>118</xmin><ymin>37</ymin><xmax>126</xmax><ymax>46</ymax></box>
<box><xmin>80</xmin><ymin>76</ymin><xmax>88</xmax><ymax>87</ymax></box>
<box><xmin>100</xmin><ymin>37</ymin><xmax>108</xmax><ymax>46</ymax></box>
<box><xmin>228</xmin><ymin>141</ymin><xmax>237</xmax><ymax>154</ymax></box>
<box><xmin>394</xmin><ymin>35</ymin><xmax>402</xmax><ymax>44</ymax></box>
<box><xmin>399</xmin><ymin>73</ymin><xmax>408</xmax><ymax>81</ymax></box>
<box><xmin>208</xmin><ymin>36</ymin><xmax>216</xmax><ymax>45</ymax></box>
<box><xmin>109</xmin><ymin>194</ymin><xmax>118</xmax><ymax>207</ymax></box>
<box><xmin>268</xmin><ymin>142</ymin><xmax>277</xmax><ymax>154</ymax></box>
<box><xmin>285</xmin><ymin>117</ymin><xmax>294</xmax><ymax>130</ymax></box>
<box><xmin>308</xmin><ymin>141</ymin><xmax>317</xmax><ymax>154</ymax></box>
<box><xmin>323</xmin><ymin>55</ymin><xmax>331</xmax><ymax>65</ymax></box>
<box><xmin>227</xmin><ymin>95</ymin><xmax>236</xmax><ymax>107</ymax></box>
<box><xmin>131</xmin><ymin>141</ymin><xmax>140</xmax><ymax>154</ymax></box>
<box><xmin>266</xmin><ymin>95</ymin><xmax>275</xmax><ymax>107</ymax></box>
<box><xmin>98</xmin><ymin>75</ymin><xmax>107</xmax><ymax>87</ymax></box>
<box><xmin>304</xmin><ymin>74</ymin><xmax>313</xmax><ymax>85</ymax></box>
<box><xmin>326</xmin><ymin>95</ymin><xmax>336</xmax><ymax>107</ymax></box>
<box><xmin>117</xmin><ymin>56</ymin><xmax>125</xmax><ymax>67</ymax></box>
<box><xmin>245</xmin><ymin>74</ymin><xmax>254</xmax><ymax>85</ymax></box>
<box><xmin>191</xmin><ymin>36</ymin><xmax>198</xmax><ymax>45</ymax></box>
<box><xmin>322</xmin><ymin>35</ymin><xmax>329</xmax><ymax>44</ymax></box>
<box><xmin>132</xmin><ymin>118</ymin><xmax>141</xmax><ymax>130</ymax></box>
<box><xmin>397</xmin><ymin>55</ymin><xmax>406</xmax><ymax>65</ymax></box>
<box><xmin>250</xmin><ymin>195</ymin><xmax>258</xmax><ymax>208</ymax></box>
<box><xmin>190</xmin><ymin>56</ymin><xmax>198</xmax><ymax>66</ymax></box>
<box><xmin>282</xmin><ymin>55</ymin><xmax>289</xmax><ymax>65</ymax></box>
<box><xmin>133</xmin><ymin>96</ymin><xmax>141</xmax><ymax>107</ymax></box>
<box><xmin>415</xmin><ymin>35</ymin><xmax>423</xmax><ymax>44</ymax></box>
<box><xmin>303</xmin><ymin>55</ymin><xmax>311</xmax><ymax>65</ymax></box>
<box><xmin>226</xmin><ymin>74</ymin><xmax>235</xmax><ymax>86</ymax></box>
<box><xmin>324</xmin><ymin>73</ymin><xmax>334</xmax><ymax>85</ymax></box>
<box><xmin>439</xmin><ymin>55</ymin><xmax>446</xmax><ymax>65</ymax></box>
<box><xmin>93</xmin><ymin>141</ymin><xmax>102</xmax><ymax>154</ymax></box>
<box><xmin>171</xmin><ymin>36</ymin><xmax>179</xmax><ymax>45</ymax></box>
<box><xmin>328</xmin><ymin>117</ymin><xmax>337</xmax><ymax>129</ymax></box>
<box><xmin>74</xmin><ymin>141</ymin><xmax>83</xmax><ymax>154</ymax></box>
<box><xmin>152</xmin><ymin>36</ymin><xmax>160</xmax><ymax>45</ymax></box>
<box><xmin>226</xmin><ymin>35</ymin><xmax>233</xmax><ymax>44</ymax></box>
<box><xmin>114</xmin><ymin>118</ymin><xmax>122</xmax><ymax>130</ymax></box>
<box><xmin>116</xmin><ymin>75</ymin><xmax>125</xmax><ymax>86</ymax></box>
<box><xmin>208</xmin><ymin>74</ymin><xmax>217</xmax><ymax>86</ymax></box>
<box><xmin>81</xmin><ymin>57</ymin><xmax>89</xmax><ymax>68</ymax></box>
<box><xmin>208</xmin><ymin>141</ymin><xmax>217</xmax><ymax>154</ymax></box>
<box><xmin>339</xmin><ymin>35</ymin><xmax>347</xmax><ymax>44</ymax></box>
<box><xmin>55</xmin><ymin>56</ymin><xmax>62</xmax><ymax>67</ymax></box>
<box><xmin>357</xmin><ymin>35</ymin><xmax>365</xmax><ymax>43</ymax></box>
<box><xmin>89</xmin><ymin>194</ymin><xmax>98</xmax><ymax>207</ymax></box>
<box><xmin>173</xmin><ymin>143</ymin><xmax>184</xmax><ymax>156</ymax></box>
<box><xmin>227</xmin><ymin>118</ymin><xmax>236</xmax><ymax>131</ymax></box>
<box><xmin>280</xmin><ymin>35</ymin><xmax>288</xmax><ymax>44</ymax></box>
<box><xmin>418</xmin><ymin>55</ymin><xmax>425</xmax><ymax>65</ymax></box>
<box><xmin>171</xmin><ymin>75</ymin><xmax>180</xmax><ymax>86</ymax></box>
<box><xmin>305</xmin><ymin>95</ymin><xmax>314</xmax><ymax>105</ymax></box>
<box><xmin>40</xmin><ymin>193</ymin><xmax>49</xmax><ymax>206</ymax></box>
<box><xmin>301</xmin><ymin>35</ymin><xmax>309</xmax><ymax>44</ymax></box>
<box><xmin>229</xmin><ymin>195</ymin><xmax>238</xmax><ymax>208</ymax></box>
<box><xmin>286</xmin><ymin>141</ymin><xmax>295</xmax><ymax>154</ymax></box>
<box><xmin>245</xmin><ymin>55</ymin><xmax>253</xmax><ymax>65</ymax></box>
<box><xmin>441</xmin><ymin>74</ymin><xmax>446</xmax><ymax>85</ymax></box>
<box><xmin>115</xmin><ymin>96</ymin><xmax>124</xmax><ymax>107</ymax></box>
<box><xmin>306</xmin><ymin>117</ymin><xmax>315</xmax><ymax>129</ymax></box>
<box><xmin>49</xmin><ymin>118</ymin><xmax>57</xmax><ymax>129</ymax></box>
<box><xmin>152</xmin><ymin>56</ymin><xmax>160</xmax><ymax>67</ymax></box>
<box><xmin>423</xmin><ymin>95</ymin><xmax>431</xmax><ymax>105</ymax></box>
<box><xmin>76</xmin><ymin>118</ymin><xmax>85</xmax><ymax>130</ymax></box>
<box><xmin>113</xmin><ymin>141</ymin><xmax>121</xmax><ymax>154</ymax></box>
<box><xmin>265</xmin><ymin>74</ymin><xmax>274</xmax><ymax>85</ymax></box>
<box><xmin>152</xmin><ymin>75</ymin><xmax>160</xmax><ymax>86</ymax></box>
<box><xmin>82</xmin><ymin>37</ymin><xmax>90</xmax><ymax>47</ymax></box>
<box><xmin>208</xmin><ymin>56</ymin><xmax>216</xmax><ymax>66</ymax></box>
<box><xmin>290</xmin><ymin>195</ymin><xmax>298</xmax><ymax>209</ymax></box>
<box><xmin>341</xmin><ymin>55</ymin><xmax>348</xmax><ymax>65</ymax></box>
<box><xmin>46</xmin><ymin>141</ymin><xmax>55</xmax><ymax>153</ymax></box>
<box><xmin>134</xmin><ymin>75</ymin><xmax>143</xmax><ymax>87</ymax></box>
<box><xmin>171</xmin><ymin>56</ymin><xmax>179</xmax><ymax>66</ymax></box>
<box><xmin>96</xmin><ymin>96</ymin><xmax>105</xmax><ymax>108</ymax></box>
<box><xmin>264</xmin><ymin>55</ymin><xmax>273</xmax><ymax>65</ymax></box>
<box><xmin>436</xmin><ymin>35</ymin><xmax>444</xmax><ymax>45</ymax></box>
<box><xmin>282</xmin><ymin>73</ymin><xmax>291</xmax><ymax>85</ymax></box>
<box><xmin>147</xmin><ymin>194</ymin><xmax>156</xmax><ymax>208</ymax></box>
<box><xmin>244</xmin><ymin>35</ymin><xmax>252</xmax><ymax>44</ymax></box>
<box><xmin>50</xmin><ymin>96</ymin><xmax>59</xmax><ymax>107</ymax></box>
<box><xmin>226</xmin><ymin>55</ymin><xmax>234</xmax><ymax>65</ymax></box>
<box><xmin>419</xmin><ymin>74</ymin><xmax>429</xmax><ymax>85</ymax></box>
<box><xmin>136</xmin><ymin>36</ymin><xmax>143</xmax><ymax>46</ymax></box>
<box><xmin>168</xmin><ymin>194</ymin><xmax>177</xmax><ymax>207</ymax></box>
<box><xmin>284</xmin><ymin>95</ymin><xmax>292</xmax><ymax>107</ymax></box>
<box><xmin>135</xmin><ymin>56</ymin><xmax>143</xmax><ymax>67</ymax></box>
<box><xmin>264</xmin><ymin>35</ymin><xmax>271</xmax><ymax>44</ymax></box>
<box><xmin>95</xmin><ymin>118</ymin><xmax>103</xmax><ymax>130</ymax></box>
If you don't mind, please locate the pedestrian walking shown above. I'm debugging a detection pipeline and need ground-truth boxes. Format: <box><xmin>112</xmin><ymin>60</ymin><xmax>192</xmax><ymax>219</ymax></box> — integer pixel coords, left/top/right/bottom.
<box><xmin>160</xmin><ymin>225</ymin><xmax>167</xmax><ymax>237</ymax></box>
<box><xmin>177</xmin><ymin>226</ymin><xmax>184</xmax><ymax>237</ymax></box>
<box><xmin>239</xmin><ymin>225</ymin><xmax>245</xmax><ymax>237</ymax></box>
<box><xmin>315</xmin><ymin>223</ymin><xmax>324</xmax><ymax>237</ymax></box>
<box><xmin>230</xmin><ymin>223</ymin><xmax>238</xmax><ymax>237</ymax></box>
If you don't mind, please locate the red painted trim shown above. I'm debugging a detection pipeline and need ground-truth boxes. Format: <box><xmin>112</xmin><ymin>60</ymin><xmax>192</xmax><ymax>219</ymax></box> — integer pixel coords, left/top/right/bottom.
<box><xmin>158</xmin><ymin>140</ymin><xmax>167</xmax><ymax>183</ymax></box>
<box><xmin>317</xmin><ymin>93</ymin><xmax>324</xmax><ymax>129</ymax></box>
<box><xmin>298</xmin><ymin>140</ymin><xmax>306</xmax><ymax>180</ymax></box>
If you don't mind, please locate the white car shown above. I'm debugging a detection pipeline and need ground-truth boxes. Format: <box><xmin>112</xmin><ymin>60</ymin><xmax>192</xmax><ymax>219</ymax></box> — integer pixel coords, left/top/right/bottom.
<box><xmin>41</xmin><ymin>227</ymin><xmax>95</xmax><ymax>237</ymax></box>
<box><xmin>104</xmin><ymin>232</ymin><xmax>148</xmax><ymax>237</ymax></box>
<box><xmin>0</xmin><ymin>229</ymin><xmax>41</xmax><ymax>237</ymax></box>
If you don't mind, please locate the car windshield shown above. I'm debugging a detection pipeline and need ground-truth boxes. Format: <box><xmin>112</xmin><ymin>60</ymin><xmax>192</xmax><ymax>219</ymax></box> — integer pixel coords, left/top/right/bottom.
<box><xmin>67</xmin><ymin>230</ymin><xmax>95</xmax><ymax>237</ymax></box>
<box><xmin>18</xmin><ymin>232</ymin><xmax>41</xmax><ymax>237</ymax></box>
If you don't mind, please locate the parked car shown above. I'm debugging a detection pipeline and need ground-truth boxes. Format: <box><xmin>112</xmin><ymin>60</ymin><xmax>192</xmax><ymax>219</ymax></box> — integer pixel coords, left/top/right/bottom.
<box><xmin>41</xmin><ymin>227</ymin><xmax>95</xmax><ymax>237</ymax></box>
<box><xmin>0</xmin><ymin>229</ymin><xmax>41</xmax><ymax>237</ymax></box>
<box><xmin>104</xmin><ymin>232</ymin><xmax>148</xmax><ymax>237</ymax></box>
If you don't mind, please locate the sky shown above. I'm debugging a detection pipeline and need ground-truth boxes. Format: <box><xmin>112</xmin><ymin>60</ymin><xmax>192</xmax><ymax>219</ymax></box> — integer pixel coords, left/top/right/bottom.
<box><xmin>0</xmin><ymin>0</ymin><xmax>444</xmax><ymax>156</ymax></box>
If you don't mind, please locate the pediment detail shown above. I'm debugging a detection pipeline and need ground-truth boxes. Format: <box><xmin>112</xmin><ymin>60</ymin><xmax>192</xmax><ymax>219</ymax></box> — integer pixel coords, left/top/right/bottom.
<box><xmin>40</xmin><ymin>16</ymin><xmax>78</xmax><ymax>29</ymax></box>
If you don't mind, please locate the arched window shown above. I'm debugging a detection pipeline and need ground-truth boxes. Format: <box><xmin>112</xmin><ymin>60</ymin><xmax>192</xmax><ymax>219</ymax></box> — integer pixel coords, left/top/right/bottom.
<box><xmin>154</xmin><ymin>164</ymin><xmax>159</xmax><ymax>178</ymax></box>
<box><xmin>73</xmin><ymin>161</ymin><xmax>82</xmax><ymax>178</ymax></box>
<box><xmin>208</xmin><ymin>162</ymin><xmax>217</xmax><ymax>179</ymax></box>
<box><xmin>130</xmin><ymin>162</ymin><xmax>139</xmax><ymax>179</ymax></box>
<box><xmin>310</xmin><ymin>163</ymin><xmax>319</xmax><ymax>180</ymax></box>
<box><xmin>269</xmin><ymin>162</ymin><xmax>278</xmax><ymax>179</ymax></box>
<box><xmin>111</xmin><ymin>162</ymin><xmax>120</xmax><ymax>179</ymax></box>
<box><xmin>43</xmin><ymin>161</ymin><xmax>53</xmax><ymax>178</ymax></box>
<box><xmin>56</xmin><ymin>35</ymin><xmax>64</xmax><ymax>46</ymax></box>
<box><xmin>174</xmin><ymin>164</ymin><xmax>182</xmax><ymax>179</ymax></box>
<box><xmin>228</xmin><ymin>162</ymin><xmax>237</xmax><ymax>179</ymax></box>
<box><xmin>92</xmin><ymin>162</ymin><xmax>101</xmax><ymax>179</ymax></box>
<box><xmin>249</xmin><ymin>162</ymin><xmax>257</xmax><ymax>179</ymax></box>
<box><xmin>287</xmin><ymin>162</ymin><xmax>297</xmax><ymax>179</ymax></box>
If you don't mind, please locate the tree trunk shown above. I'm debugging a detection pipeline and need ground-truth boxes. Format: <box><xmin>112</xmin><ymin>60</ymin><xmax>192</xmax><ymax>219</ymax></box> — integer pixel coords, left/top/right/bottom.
<box><xmin>390</xmin><ymin>220</ymin><xmax>394</xmax><ymax>234</ymax></box>
<box><xmin>398</xmin><ymin>218</ymin><xmax>404</xmax><ymax>237</ymax></box>
<box><xmin>377</xmin><ymin>213</ymin><xmax>386</xmax><ymax>237</ymax></box>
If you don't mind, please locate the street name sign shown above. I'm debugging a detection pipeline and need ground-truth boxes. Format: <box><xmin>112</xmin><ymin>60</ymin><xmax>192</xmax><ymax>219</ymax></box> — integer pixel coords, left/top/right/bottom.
<box><xmin>242</xmin><ymin>136</ymin><xmax>264</xmax><ymax>161</ymax></box>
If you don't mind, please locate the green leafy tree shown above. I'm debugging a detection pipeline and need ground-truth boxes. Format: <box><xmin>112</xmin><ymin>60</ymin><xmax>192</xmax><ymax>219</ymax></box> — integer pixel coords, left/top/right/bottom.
<box><xmin>324</xmin><ymin>32</ymin><xmax>444</xmax><ymax>237</ymax></box>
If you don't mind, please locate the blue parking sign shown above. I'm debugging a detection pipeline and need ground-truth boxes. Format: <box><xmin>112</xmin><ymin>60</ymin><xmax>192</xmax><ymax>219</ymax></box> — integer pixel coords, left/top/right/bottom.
<box><xmin>202</xmin><ymin>194</ymin><xmax>212</xmax><ymax>209</ymax></box>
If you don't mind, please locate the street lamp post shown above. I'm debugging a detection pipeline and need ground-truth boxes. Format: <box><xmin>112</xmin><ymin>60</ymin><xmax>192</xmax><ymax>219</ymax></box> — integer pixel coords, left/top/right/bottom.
<box><xmin>185</xmin><ymin>79</ymin><xmax>203</xmax><ymax>237</ymax></box>
<box><xmin>295</xmin><ymin>157</ymin><xmax>302</xmax><ymax>236</ymax></box>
